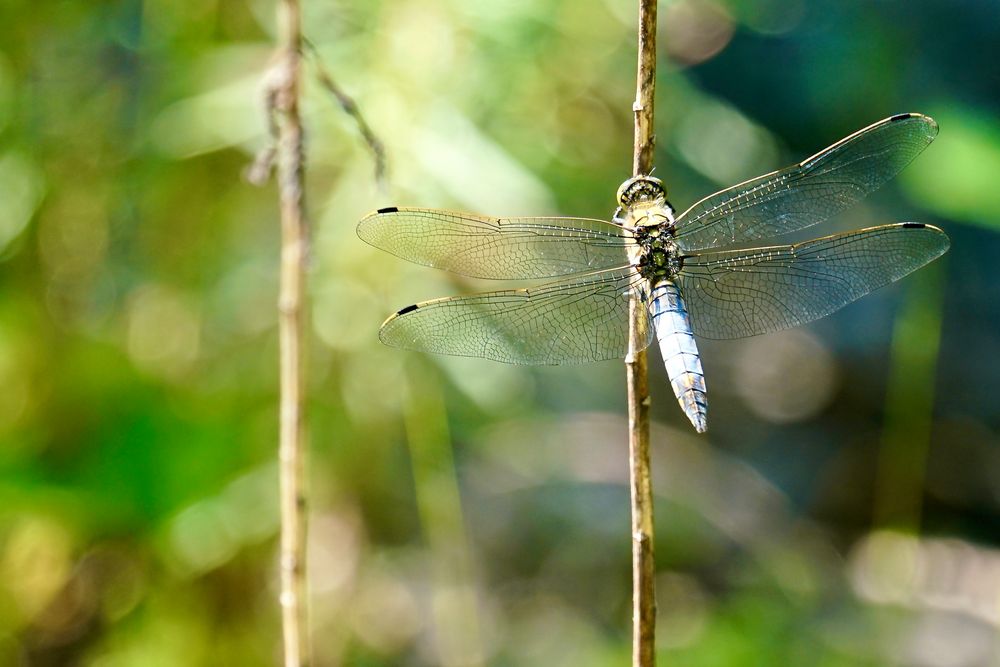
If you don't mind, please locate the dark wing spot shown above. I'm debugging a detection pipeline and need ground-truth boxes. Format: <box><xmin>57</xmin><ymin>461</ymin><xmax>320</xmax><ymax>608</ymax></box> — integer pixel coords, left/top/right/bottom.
<box><xmin>377</xmin><ymin>206</ymin><xmax>399</xmax><ymax>214</ymax></box>
<box><xmin>889</xmin><ymin>113</ymin><xmax>913</xmax><ymax>122</ymax></box>
<box><xmin>902</xmin><ymin>222</ymin><xmax>925</xmax><ymax>229</ymax></box>
<box><xmin>397</xmin><ymin>304</ymin><xmax>418</xmax><ymax>315</ymax></box>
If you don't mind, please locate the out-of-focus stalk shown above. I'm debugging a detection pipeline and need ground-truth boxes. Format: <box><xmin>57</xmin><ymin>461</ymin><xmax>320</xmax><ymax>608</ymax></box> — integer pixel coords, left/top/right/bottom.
<box><xmin>875</xmin><ymin>259</ymin><xmax>947</xmax><ymax>531</ymax></box>
<box><xmin>274</xmin><ymin>0</ymin><xmax>310</xmax><ymax>664</ymax></box>
<box><xmin>403</xmin><ymin>361</ymin><xmax>484</xmax><ymax>667</ymax></box>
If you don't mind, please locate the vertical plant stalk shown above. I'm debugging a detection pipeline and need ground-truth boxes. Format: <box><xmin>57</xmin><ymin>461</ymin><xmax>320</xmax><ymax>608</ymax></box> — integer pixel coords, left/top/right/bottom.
<box><xmin>874</xmin><ymin>260</ymin><xmax>946</xmax><ymax>531</ymax></box>
<box><xmin>402</xmin><ymin>361</ymin><xmax>485</xmax><ymax>667</ymax></box>
<box><xmin>275</xmin><ymin>0</ymin><xmax>310</xmax><ymax>665</ymax></box>
<box><xmin>628</xmin><ymin>1</ymin><xmax>658</xmax><ymax>666</ymax></box>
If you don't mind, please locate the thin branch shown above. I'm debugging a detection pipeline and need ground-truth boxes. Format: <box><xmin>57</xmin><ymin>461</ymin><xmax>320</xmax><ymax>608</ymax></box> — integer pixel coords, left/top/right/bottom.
<box><xmin>628</xmin><ymin>1</ymin><xmax>658</xmax><ymax>666</ymax></box>
<box><xmin>302</xmin><ymin>38</ymin><xmax>388</xmax><ymax>191</ymax></box>
<box><xmin>248</xmin><ymin>41</ymin><xmax>388</xmax><ymax>192</ymax></box>
<box><xmin>274</xmin><ymin>1</ymin><xmax>310</xmax><ymax>665</ymax></box>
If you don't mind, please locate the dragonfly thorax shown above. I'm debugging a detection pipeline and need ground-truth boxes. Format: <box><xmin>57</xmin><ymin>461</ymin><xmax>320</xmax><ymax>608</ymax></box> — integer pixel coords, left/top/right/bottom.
<box><xmin>636</xmin><ymin>233</ymin><xmax>682</xmax><ymax>281</ymax></box>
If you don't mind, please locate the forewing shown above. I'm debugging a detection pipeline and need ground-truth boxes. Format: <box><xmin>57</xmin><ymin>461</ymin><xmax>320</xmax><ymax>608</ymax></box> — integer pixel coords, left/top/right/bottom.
<box><xmin>358</xmin><ymin>207</ymin><xmax>633</xmax><ymax>279</ymax></box>
<box><xmin>676</xmin><ymin>223</ymin><xmax>949</xmax><ymax>339</ymax></box>
<box><xmin>379</xmin><ymin>269</ymin><xmax>653</xmax><ymax>365</ymax></box>
<box><xmin>674</xmin><ymin>113</ymin><xmax>938</xmax><ymax>251</ymax></box>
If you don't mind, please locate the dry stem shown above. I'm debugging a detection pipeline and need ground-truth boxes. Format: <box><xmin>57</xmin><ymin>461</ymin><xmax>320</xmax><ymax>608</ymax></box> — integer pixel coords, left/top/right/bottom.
<box><xmin>628</xmin><ymin>0</ymin><xmax>658</xmax><ymax>665</ymax></box>
<box><xmin>274</xmin><ymin>0</ymin><xmax>310</xmax><ymax>665</ymax></box>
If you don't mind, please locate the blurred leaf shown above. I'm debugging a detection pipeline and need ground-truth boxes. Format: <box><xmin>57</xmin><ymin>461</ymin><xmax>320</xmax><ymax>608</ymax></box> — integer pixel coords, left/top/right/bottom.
<box><xmin>0</xmin><ymin>152</ymin><xmax>44</xmax><ymax>257</ymax></box>
<box><xmin>901</xmin><ymin>107</ymin><xmax>1000</xmax><ymax>228</ymax></box>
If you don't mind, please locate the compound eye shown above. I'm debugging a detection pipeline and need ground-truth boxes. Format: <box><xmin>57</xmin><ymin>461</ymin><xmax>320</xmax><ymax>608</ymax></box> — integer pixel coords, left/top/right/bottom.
<box><xmin>617</xmin><ymin>175</ymin><xmax>667</xmax><ymax>207</ymax></box>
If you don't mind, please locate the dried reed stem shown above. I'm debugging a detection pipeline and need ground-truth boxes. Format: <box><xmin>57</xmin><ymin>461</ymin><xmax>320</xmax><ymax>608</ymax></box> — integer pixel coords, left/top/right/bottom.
<box><xmin>627</xmin><ymin>0</ymin><xmax>658</xmax><ymax>665</ymax></box>
<box><xmin>274</xmin><ymin>0</ymin><xmax>310</xmax><ymax>664</ymax></box>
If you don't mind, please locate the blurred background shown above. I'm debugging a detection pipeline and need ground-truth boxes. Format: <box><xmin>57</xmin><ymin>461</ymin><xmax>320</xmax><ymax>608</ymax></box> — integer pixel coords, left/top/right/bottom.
<box><xmin>1</xmin><ymin>0</ymin><xmax>999</xmax><ymax>664</ymax></box>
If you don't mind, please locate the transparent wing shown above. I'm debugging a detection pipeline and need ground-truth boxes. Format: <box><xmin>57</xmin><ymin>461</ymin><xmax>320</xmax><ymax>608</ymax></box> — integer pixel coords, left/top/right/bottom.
<box><xmin>358</xmin><ymin>207</ymin><xmax>634</xmax><ymax>279</ymax></box>
<box><xmin>379</xmin><ymin>268</ymin><xmax>653</xmax><ymax>365</ymax></box>
<box><xmin>674</xmin><ymin>113</ymin><xmax>938</xmax><ymax>251</ymax></box>
<box><xmin>676</xmin><ymin>223</ymin><xmax>949</xmax><ymax>339</ymax></box>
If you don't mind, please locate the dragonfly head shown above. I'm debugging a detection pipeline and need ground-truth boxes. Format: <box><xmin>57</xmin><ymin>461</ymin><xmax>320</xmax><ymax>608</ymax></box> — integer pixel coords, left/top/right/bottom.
<box><xmin>617</xmin><ymin>175</ymin><xmax>667</xmax><ymax>209</ymax></box>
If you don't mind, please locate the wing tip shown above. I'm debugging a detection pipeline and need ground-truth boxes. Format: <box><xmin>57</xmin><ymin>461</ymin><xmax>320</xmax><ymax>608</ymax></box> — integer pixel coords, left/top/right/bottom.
<box><xmin>898</xmin><ymin>221</ymin><xmax>950</xmax><ymax>257</ymax></box>
<box><xmin>357</xmin><ymin>206</ymin><xmax>403</xmax><ymax>243</ymax></box>
<box><xmin>377</xmin><ymin>307</ymin><xmax>411</xmax><ymax>347</ymax></box>
<box><xmin>900</xmin><ymin>220</ymin><xmax>948</xmax><ymax>235</ymax></box>
<box><xmin>379</xmin><ymin>303</ymin><xmax>418</xmax><ymax>330</ymax></box>
<box><xmin>889</xmin><ymin>111</ymin><xmax>939</xmax><ymax>139</ymax></box>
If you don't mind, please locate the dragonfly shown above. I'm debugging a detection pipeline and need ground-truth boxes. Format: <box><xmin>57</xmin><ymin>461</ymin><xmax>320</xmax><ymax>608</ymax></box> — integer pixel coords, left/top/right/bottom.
<box><xmin>358</xmin><ymin>113</ymin><xmax>949</xmax><ymax>433</ymax></box>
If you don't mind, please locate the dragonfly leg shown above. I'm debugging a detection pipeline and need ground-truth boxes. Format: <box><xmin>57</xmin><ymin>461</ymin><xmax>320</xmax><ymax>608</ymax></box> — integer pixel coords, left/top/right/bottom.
<box><xmin>612</xmin><ymin>206</ymin><xmax>627</xmax><ymax>226</ymax></box>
